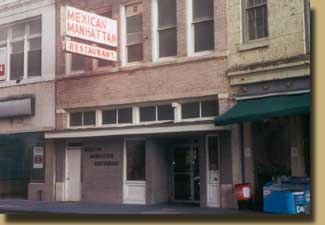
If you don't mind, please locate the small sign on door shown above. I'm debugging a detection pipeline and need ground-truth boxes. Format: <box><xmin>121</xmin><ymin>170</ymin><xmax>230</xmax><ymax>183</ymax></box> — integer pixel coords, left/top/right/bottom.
<box><xmin>33</xmin><ymin>147</ymin><xmax>44</xmax><ymax>169</ymax></box>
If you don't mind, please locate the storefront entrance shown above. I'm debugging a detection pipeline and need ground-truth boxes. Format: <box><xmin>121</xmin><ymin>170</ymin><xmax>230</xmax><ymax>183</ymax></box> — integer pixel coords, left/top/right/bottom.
<box><xmin>172</xmin><ymin>145</ymin><xmax>200</xmax><ymax>203</ymax></box>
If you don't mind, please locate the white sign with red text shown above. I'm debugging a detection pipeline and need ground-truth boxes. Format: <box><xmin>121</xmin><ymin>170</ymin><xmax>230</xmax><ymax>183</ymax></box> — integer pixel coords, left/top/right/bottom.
<box><xmin>65</xmin><ymin>6</ymin><xmax>117</xmax><ymax>47</ymax></box>
<box><xmin>33</xmin><ymin>147</ymin><xmax>44</xmax><ymax>169</ymax></box>
<box><xmin>65</xmin><ymin>39</ymin><xmax>117</xmax><ymax>62</ymax></box>
<box><xmin>0</xmin><ymin>47</ymin><xmax>6</xmax><ymax>81</ymax></box>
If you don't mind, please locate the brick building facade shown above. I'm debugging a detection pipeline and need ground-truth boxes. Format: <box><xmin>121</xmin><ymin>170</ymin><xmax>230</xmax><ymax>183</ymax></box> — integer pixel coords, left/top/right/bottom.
<box><xmin>27</xmin><ymin>0</ymin><xmax>241</xmax><ymax>208</ymax></box>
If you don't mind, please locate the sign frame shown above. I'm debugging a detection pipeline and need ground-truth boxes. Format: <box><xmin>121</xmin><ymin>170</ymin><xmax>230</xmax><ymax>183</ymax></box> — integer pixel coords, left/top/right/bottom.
<box><xmin>33</xmin><ymin>147</ymin><xmax>44</xmax><ymax>169</ymax></box>
<box><xmin>65</xmin><ymin>39</ymin><xmax>117</xmax><ymax>62</ymax></box>
<box><xmin>64</xmin><ymin>5</ymin><xmax>118</xmax><ymax>48</ymax></box>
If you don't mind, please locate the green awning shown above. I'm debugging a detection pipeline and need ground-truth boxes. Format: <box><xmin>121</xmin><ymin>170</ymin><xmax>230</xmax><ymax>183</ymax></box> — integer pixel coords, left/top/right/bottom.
<box><xmin>215</xmin><ymin>93</ymin><xmax>310</xmax><ymax>125</ymax></box>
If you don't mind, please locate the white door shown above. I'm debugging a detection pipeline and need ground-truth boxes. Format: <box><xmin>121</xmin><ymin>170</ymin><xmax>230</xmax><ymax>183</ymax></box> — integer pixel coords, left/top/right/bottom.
<box><xmin>66</xmin><ymin>148</ymin><xmax>81</xmax><ymax>201</ymax></box>
<box><xmin>123</xmin><ymin>139</ymin><xmax>146</xmax><ymax>204</ymax></box>
<box><xmin>206</xmin><ymin>135</ymin><xmax>221</xmax><ymax>207</ymax></box>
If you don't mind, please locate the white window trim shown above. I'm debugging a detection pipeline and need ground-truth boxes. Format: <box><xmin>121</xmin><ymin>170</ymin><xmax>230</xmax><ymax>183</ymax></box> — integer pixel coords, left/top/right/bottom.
<box><xmin>120</xmin><ymin>4</ymin><xmax>127</xmax><ymax>66</ymax></box>
<box><xmin>186</xmin><ymin>0</ymin><xmax>194</xmax><ymax>56</ymax></box>
<box><xmin>180</xmin><ymin>98</ymin><xmax>219</xmax><ymax>121</ymax></box>
<box><xmin>186</xmin><ymin>0</ymin><xmax>214</xmax><ymax>56</ymax></box>
<box><xmin>65</xmin><ymin>37</ymin><xmax>85</xmax><ymax>75</ymax></box>
<box><xmin>241</xmin><ymin>0</ymin><xmax>268</xmax><ymax>43</ymax></box>
<box><xmin>152</xmin><ymin>0</ymin><xmax>177</xmax><ymax>62</ymax></box>
<box><xmin>68</xmin><ymin>111</ymin><xmax>97</xmax><ymax>129</ymax></box>
<box><xmin>138</xmin><ymin>104</ymin><xmax>175</xmax><ymax>124</ymax></box>
<box><xmin>120</xmin><ymin>2</ymin><xmax>144</xmax><ymax>66</ymax></box>
<box><xmin>1</xmin><ymin>17</ymin><xmax>42</xmax><ymax>82</ymax></box>
<box><xmin>152</xmin><ymin>0</ymin><xmax>159</xmax><ymax>62</ymax></box>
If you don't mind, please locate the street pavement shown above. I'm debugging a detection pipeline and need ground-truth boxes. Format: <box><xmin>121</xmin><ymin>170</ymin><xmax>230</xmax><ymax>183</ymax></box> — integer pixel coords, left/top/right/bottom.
<box><xmin>0</xmin><ymin>199</ymin><xmax>258</xmax><ymax>215</ymax></box>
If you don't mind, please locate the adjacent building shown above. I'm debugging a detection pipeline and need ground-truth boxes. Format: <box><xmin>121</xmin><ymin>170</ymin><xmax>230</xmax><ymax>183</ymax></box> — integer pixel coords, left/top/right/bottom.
<box><xmin>216</xmin><ymin>0</ymin><xmax>311</xmax><ymax>209</ymax></box>
<box><xmin>0</xmin><ymin>0</ymin><xmax>56</xmax><ymax>199</ymax></box>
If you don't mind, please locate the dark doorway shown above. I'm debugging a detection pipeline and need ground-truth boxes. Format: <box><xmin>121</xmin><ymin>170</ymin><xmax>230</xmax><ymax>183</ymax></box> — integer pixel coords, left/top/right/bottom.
<box><xmin>252</xmin><ymin>118</ymin><xmax>291</xmax><ymax>210</ymax></box>
<box><xmin>172</xmin><ymin>145</ymin><xmax>200</xmax><ymax>203</ymax></box>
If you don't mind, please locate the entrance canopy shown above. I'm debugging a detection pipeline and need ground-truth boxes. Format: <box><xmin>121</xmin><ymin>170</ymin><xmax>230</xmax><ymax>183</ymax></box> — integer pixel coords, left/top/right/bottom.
<box><xmin>215</xmin><ymin>93</ymin><xmax>310</xmax><ymax>125</ymax></box>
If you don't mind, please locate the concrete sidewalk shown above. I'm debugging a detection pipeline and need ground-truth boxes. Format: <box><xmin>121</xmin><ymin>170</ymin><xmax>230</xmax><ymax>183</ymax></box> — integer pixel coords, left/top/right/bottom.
<box><xmin>0</xmin><ymin>199</ymin><xmax>258</xmax><ymax>215</ymax></box>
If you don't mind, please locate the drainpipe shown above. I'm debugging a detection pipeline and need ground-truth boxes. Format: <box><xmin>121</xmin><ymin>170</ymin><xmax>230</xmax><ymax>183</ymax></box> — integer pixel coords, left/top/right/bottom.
<box><xmin>240</xmin><ymin>123</ymin><xmax>246</xmax><ymax>183</ymax></box>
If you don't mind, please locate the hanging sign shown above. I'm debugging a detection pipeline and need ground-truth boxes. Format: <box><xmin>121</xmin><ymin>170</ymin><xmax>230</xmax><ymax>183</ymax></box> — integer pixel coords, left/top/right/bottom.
<box><xmin>33</xmin><ymin>147</ymin><xmax>44</xmax><ymax>169</ymax></box>
<box><xmin>65</xmin><ymin>6</ymin><xmax>118</xmax><ymax>47</ymax></box>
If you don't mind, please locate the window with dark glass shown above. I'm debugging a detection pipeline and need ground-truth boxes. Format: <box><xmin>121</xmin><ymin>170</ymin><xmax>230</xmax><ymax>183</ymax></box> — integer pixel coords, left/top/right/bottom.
<box><xmin>27</xmin><ymin>18</ymin><xmax>42</xmax><ymax>77</ymax></box>
<box><xmin>157</xmin><ymin>104</ymin><xmax>174</xmax><ymax>121</ymax></box>
<box><xmin>157</xmin><ymin>0</ymin><xmax>177</xmax><ymax>57</ymax></box>
<box><xmin>182</xmin><ymin>102</ymin><xmax>200</xmax><ymax>119</ymax></box>
<box><xmin>98</xmin><ymin>10</ymin><xmax>114</xmax><ymax>67</ymax></box>
<box><xmin>0</xmin><ymin>18</ymin><xmax>42</xmax><ymax>81</ymax></box>
<box><xmin>10</xmin><ymin>41</ymin><xmax>24</xmax><ymax>80</ymax></box>
<box><xmin>192</xmin><ymin>0</ymin><xmax>214</xmax><ymax>52</ymax></box>
<box><xmin>245</xmin><ymin>0</ymin><xmax>268</xmax><ymax>41</ymax></box>
<box><xmin>304</xmin><ymin>0</ymin><xmax>310</xmax><ymax>54</ymax></box>
<box><xmin>71</xmin><ymin>54</ymin><xmax>86</xmax><ymax>71</ymax></box>
<box><xmin>126</xmin><ymin>4</ymin><xmax>143</xmax><ymax>63</ymax></box>
<box><xmin>102</xmin><ymin>109</ymin><xmax>117</xmax><ymax>125</ymax></box>
<box><xmin>28</xmin><ymin>37</ymin><xmax>41</xmax><ymax>76</ymax></box>
<box><xmin>0</xmin><ymin>28</ymin><xmax>7</xmax><ymax>42</ymax></box>
<box><xmin>140</xmin><ymin>106</ymin><xmax>156</xmax><ymax>122</ymax></box>
<box><xmin>208</xmin><ymin>136</ymin><xmax>219</xmax><ymax>171</ymax></box>
<box><xmin>207</xmin><ymin>136</ymin><xmax>219</xmax><ymax>183</ymax></box>
<box><xmin>70</xmin><ymin>112</ymin><xmax>82</xmax><ymax>127</ymax></box>
<box><xmin>83</xmin><ymin>111</ymin><xmax>96</xmax><ymax>126</ymax></box>
<box><xmin>118</xmin><ymin>108</ymin><xmax>133</xmax><ymax>124</ymax></box>
<box><xmin>126</xmin><ymin>140</ymin><xmax>145</xmax><ymax>181</ymax></box>
<box><xmin>201</xmin><ymin>100</ymin><xmax>219</xmax><ymax>117</ymax></box>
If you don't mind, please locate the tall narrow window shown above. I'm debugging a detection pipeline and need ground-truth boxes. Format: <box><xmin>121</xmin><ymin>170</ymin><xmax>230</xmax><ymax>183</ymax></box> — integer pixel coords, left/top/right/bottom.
<box><xmin>157</xmin><ymin>0</ymin><xmax>177</xmax><ymax>57</ymax></box>
<box><xmin>245</xmin><ymin>0</ymin><xmax>268</xmax><ymax>41</ymax></box>
<box><xmin>28</xmin><ymin>37</ymin><xmax>41</xmax><ymax>77</ymax></box>
<box><xmin>304</xmin><ymin>0</ymin><xmax>310</xmax><ymax>54</ymax></box>
<box><xmin>126</xmin><ymin>4</ymin><xmax>143</xmax><ymax>63</ymax></box>
<box><xmin>28</xmin><ymin>19</ymin><xmax>42</xmax><ymax>77</ymax></box>
<box><xmin>192</xmin><ymin>0</ymin><xmax>214</xmax><ymax>52</ymax></box>
<box><xmin>10</xmin><ymin>41</ymin><xmax>24</xmax><ymax>80</ymax></box>
<box><xmin>126</xmin><ymin>140</ymin><xmax>145</xmax><ymax>181</ymax></box>
<box><xmin>97</xmin><ymin>10</ymin><xmax>114</xmax><ymax>68</ymax></box>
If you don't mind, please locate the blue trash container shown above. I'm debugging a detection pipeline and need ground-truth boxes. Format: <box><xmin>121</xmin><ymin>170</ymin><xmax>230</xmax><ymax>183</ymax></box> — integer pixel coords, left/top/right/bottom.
<box><xmin>263</xmin><ymin>176</ymin><xmax>310</xmax><ymax>214</ymax></box>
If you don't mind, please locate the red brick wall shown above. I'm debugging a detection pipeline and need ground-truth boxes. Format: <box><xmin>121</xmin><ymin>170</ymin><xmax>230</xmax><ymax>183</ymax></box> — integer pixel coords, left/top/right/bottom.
<box><xmin>81</xmin><ymin>139</ymin><xmax>124</xmax><ymax>204</ymax></box>
<box><xmin>55</xmin><ymin>0</ymin><xmax>230</xmax><ymax>130</ymax></box>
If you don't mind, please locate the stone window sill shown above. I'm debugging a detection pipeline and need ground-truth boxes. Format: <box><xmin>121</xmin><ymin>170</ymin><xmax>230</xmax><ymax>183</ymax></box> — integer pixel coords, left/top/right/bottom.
<box><xmin>239</xmin><ymin>38</ymin><xmax>269</xmax><ymax>52</ymax></box>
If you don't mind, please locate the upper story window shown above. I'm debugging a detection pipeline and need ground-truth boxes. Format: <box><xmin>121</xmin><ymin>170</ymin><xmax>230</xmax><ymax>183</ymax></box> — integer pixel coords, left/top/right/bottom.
<box><xmin>181</xmin><ymin>99</ymin><xmax>219</xmax><ymax>119</ymax></box>
<box><xmin>66</xmin><ymin>9</ymin><xmax>114</xmax><ymax>73</ymax></box>
<box><xmin>304</xmin><ymin>0</ymin><xmax>310</xmax><ymax>54</ymax></box>
<box><xmin>0</xmin><ymin>17</ymin><xmax>42</xmax><ymax>82</ymax></box>
<box><xmin>139</xmin><ymin>104</ymin><xmax>174</xmax><ymax>122</ymax></box>
<box><xmin>191</xmin><ymin>0</ymin><xmax>214</xmax><ymax>53</ymax></box>
<box><xmin>70</xmin><ymin>111</ymin><xmax>96</xmax><ymax>127</ymax></box>
<box><xmin>244</xmin><ymin>0</ymin><xmax>268</xmax><ymax>41</ymax></box>
<box><xmin>102</xmin><ymin>107</ymin><xmax>133</xmax><ymax>125</ymax></box>
<box><xmin>156</xmin><ymin>0</ymin><xmax>177</xmax><ymax>58</ymax></box>
<box><xmin>125</xmin><ymin>3</ymin><xmax>144</xmax><ymax>63</ymax></box>
<box><xmin>97</xmin><ymin>10</ymin><xmax>115</xmax><ymax>68</ymax></box>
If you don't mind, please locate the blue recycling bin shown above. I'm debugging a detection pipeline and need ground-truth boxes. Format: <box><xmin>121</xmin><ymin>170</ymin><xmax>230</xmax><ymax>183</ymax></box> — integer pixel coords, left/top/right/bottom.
<box><xmin>263</xmin><ymin>177</ymin><xmax>310</xmax><ymax>214</ymax></box>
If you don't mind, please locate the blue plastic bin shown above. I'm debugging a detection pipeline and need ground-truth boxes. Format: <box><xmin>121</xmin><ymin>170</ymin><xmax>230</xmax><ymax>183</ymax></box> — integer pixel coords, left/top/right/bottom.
<box><xmin>263</xmin><ymin>177</ymin><xmax>310</xmax><ymax>214</ymax></box>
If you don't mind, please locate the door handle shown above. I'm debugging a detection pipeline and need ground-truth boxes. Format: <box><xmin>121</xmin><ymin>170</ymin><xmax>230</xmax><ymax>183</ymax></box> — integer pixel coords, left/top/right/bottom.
<box><xmin>67</xmin><ymin>178</ymin><xmax>70</xmax><ymax>181</ymax></box>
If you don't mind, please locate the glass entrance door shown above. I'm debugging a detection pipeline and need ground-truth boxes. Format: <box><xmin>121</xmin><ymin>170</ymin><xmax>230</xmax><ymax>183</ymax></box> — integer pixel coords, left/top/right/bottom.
<box><xmin>172</xmin><ymin>145</ymin><xmax>200</xmax><ymax>202</ymax></box>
